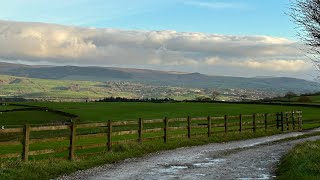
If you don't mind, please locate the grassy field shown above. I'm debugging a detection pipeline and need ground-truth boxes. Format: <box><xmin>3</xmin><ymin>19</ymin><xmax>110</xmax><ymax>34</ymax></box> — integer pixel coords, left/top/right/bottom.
<box><xmin>277</xmin><ymin>140</ymin><xmax>320</xmax><ymax>179</ymax></box>
<box><xmin>0</xmin><ymin>110</ymin><xmax>70</xmax><ymax>126</ymax></box>
<box><xmin>293</xmin><ymin>95</ymin><xmax>320</xmax><ymax>103</ymax></box>
<box><xmin>0</xmin><ymin>102</ymin><xmax>319</xmax><ymax>180</ymax></box>
<box><xmin>0</xmin><ymin>102</ymin><xmax>318</xmax><ymax>159</ymax></box>
<box><xmin>0</xmin><ymin>104</ymin><xmax>26</xmax><ymax>111</ymax></box>
<box><xmin>18</xmin><ymin>102</ymin><xmax>319</xmax><ymax>122</ymax></box>
<box><xmin>275</xmin><ymin>94</ymin><xmax>320</xmax><ymax>104</ymax></box>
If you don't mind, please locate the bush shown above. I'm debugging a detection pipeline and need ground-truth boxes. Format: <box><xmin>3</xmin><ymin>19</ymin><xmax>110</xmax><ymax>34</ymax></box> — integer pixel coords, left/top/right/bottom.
<box><xmin>297</xmin><ymin>96</ymin><xmax>312</xmax><ymax>103</ymax></box>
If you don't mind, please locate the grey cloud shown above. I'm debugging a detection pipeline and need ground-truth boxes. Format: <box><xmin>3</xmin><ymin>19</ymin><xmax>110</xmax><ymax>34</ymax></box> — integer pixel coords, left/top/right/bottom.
<box><xmin>0</xmin><ymin>20</ymin><xmax>312</xmax><ymax>75</ymax></box>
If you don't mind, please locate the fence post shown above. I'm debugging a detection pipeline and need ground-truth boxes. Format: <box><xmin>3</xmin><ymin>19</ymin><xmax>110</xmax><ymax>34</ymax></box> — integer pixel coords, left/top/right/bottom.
<box><xmin>298</xmin><ymin>111</ymin><xmax>303</xmax><ymax>130</ymax></box>
<box><xmin>107</xmin><ymin>120</ymin><xmax>112</xmax><ymax>151</ymax></box>
<box><xmin>264</xmin><ymin>113</ymin><xmax>268</xmax><ymax>130</ymax></box>
<box><xmin>207</xmin><ymin>116</ymin><xmax>211</xmax><ymax>137</ymax></box>
<box><xmin>286</xmin><ymin>112</ymin><xmax>289</xmax><ymax>130</ymax></box>
<box><xmin>253</xmin><ymin>113</ymin><xmax>256</xmax><ymax>132</ymax></box>
<box><xmin>276</xmin><ymin>112</ymin><xmax>279</xmax><ymax>129</ymax></box>
<box><xmin>224</xmin><ymin>115</ymin><xmax>228</xmax><ymax>133</ymax></box>
<box><xmin>239</xmin><ymin>114</ymin><xmax>242</xmax><ymax>132</ymax></box>
<box><xmin>297</xmin><ymin>111</ymin><xmax>300</xmax><ymax>130</ymax></box>
<box><xmin>292</xmin><ymin>111</ymin><xmax>295</xmax><ymax>130</ymax></box>
<box><xmin>281</xmin><ymin>112</ymin><xmax>284</xmax><ymax>131</ymax></box>
<box><xmin>68</xmin><ymin>121</ymin><xmax>76</xmax><ymax>160</ymax></box>
<box><xmin>187</xmin><ymin>116</ymin><xmax>191</xmax><ymax>138</ymax></box>
<box><xmin>22</xmin><ymin>124</ymin><xmax>30</xmax><ymax>162</ymax></box>
<box><xmin>138</xmin><ymin>118</ymin><xmax>143</xmax><ymax>143</ymax></box>
<box><xmin>164</xmin><ymin>117</ymin><xmax>168</xmax><ymax>143</ymax></box>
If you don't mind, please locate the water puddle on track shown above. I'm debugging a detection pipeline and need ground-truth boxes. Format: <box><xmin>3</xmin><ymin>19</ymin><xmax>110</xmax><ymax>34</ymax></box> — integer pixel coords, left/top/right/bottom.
<box><xmin>157</xmin><ymin>158</ymin><xmax>226</xmax><ymax>174</ymax></box>
<box><xmin>238</xmin><ymin>174</ymin><xmax>276</xmax><ymax>180</ymax></box>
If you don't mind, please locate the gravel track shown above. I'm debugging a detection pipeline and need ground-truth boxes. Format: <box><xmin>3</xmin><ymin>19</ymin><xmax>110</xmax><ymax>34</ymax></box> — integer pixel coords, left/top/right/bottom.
<box><xmin>56</xmin><ymin>128</ymin><xmax>320</xmax><ymax>180</ymax></box>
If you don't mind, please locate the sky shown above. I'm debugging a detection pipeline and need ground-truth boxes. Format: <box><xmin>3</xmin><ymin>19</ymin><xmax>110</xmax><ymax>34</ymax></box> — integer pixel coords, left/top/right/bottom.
<box><xmin>0</xmin><ymin>0</ymin><xmax>318</xmax><ymax>80</ymax></box>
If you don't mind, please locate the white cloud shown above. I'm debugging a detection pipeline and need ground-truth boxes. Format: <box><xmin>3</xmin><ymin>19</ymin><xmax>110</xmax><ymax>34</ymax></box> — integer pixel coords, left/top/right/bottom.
<box><xmin>0</xmin><ymin>20</ymin><xmax>313</xmax><ymax>78</ymax></box>
<box><xmin>230</xmin><ymin>60</ymin><xmax>311</xmax><ymax>72</ymax></box>
<box><xmin>204</xmin><ymin>57</ymin><xmax>222</xmax><ymax>65</ymax></box>
<box><xmin>185</xmin><ymin>1</ymin><xmax>246</xmax><ymax>9</ymax></box>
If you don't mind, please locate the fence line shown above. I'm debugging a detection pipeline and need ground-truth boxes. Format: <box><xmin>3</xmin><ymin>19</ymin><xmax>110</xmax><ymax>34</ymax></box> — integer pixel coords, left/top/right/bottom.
<box><xmin>0</xmin><ymin>111</ymin><xmax>302</xmax><ymax>161</ymax></box>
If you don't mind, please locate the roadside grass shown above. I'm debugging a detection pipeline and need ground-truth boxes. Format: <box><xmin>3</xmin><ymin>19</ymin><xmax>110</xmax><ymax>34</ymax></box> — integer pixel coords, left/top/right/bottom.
<box><xmin>0</xmin><ymin>129</ymin><xmax>282</xmax><ymax>180</ymax></box>
<box><xmin>277</xmin><ymin>140</ymin><xmax>320</xmax><ymax>180</ymax></box>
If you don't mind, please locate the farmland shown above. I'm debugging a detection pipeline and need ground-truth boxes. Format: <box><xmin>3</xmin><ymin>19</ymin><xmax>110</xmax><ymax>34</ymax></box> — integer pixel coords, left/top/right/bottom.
<box><xmin>0</xmin><ymin>75</ymin><xmax>273</xmax><ymax>102</ymax></box>
<box><xmin>13</xmin><ymin>102</ymin><xmax>319</xmax><ymax>122</ymax></box>
<box><xmin>0</xmin><ymin>102</ymin><xmax>320</xmax><ymax>179</ymax></box>
<box><xmin>0</xmin><ymin>102</ymin><xmax>319</xmax><ymax>158</ymax></box>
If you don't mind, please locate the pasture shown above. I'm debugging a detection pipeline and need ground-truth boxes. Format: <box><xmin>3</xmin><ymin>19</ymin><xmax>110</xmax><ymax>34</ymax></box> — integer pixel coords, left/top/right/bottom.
<box><xmin>294</xmin><ymin>95</ymin><xmax>320</xmax><ymax>103</ymax></box>
<box><xmin>16</xmin><ymin>102</ymin><xmax>319</xmax><ymax>122</ymax></box>
<box><xmin>0</xmin><ymin>102</ymin><xmax>319</xmax><ymax>179</ymax></box>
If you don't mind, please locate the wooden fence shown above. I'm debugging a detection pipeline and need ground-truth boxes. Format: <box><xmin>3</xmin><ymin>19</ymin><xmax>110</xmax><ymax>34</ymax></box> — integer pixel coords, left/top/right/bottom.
<box><xmin>0</xmin><ymin>111</ymin><xmax>302</xmax><ymax>161</ymax></box>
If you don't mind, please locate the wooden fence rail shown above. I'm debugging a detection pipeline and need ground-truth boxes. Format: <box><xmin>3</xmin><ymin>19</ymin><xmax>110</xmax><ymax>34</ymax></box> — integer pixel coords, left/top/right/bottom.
<box><xmin>0</xmin><ymin>111</ymin><xmax>302</xmax><ymax>161</ymax></box>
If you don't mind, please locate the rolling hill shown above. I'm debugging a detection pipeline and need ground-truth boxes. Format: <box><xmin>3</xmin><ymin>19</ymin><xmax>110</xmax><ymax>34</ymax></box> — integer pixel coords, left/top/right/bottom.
<box><xmin>0</xmin><ymin>62</ymin><xmax>320</xmax><ymax>95</ymax></box>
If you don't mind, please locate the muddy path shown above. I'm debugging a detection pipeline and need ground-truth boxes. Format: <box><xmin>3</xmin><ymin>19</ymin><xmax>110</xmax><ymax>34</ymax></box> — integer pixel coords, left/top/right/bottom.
<box><xmin>57</xmin><ymin>128</ymin><xmax>320</xmax><ymax>180</ymax></box>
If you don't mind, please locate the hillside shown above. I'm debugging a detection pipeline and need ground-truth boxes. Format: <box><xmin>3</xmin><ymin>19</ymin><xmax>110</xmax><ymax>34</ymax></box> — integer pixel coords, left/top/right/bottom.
<box><xmin>0</xmin><ymin>62</ymin><xmax>319</xmax><ymax>94</ymax></box>
<box><xmin>0</xmin><ymin>75</ymin><xmax>215</xmax><ymax>101</ymax></box>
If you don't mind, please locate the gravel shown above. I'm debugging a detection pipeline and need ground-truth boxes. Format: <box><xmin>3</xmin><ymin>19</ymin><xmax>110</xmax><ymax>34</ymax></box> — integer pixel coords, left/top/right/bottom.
<box><xmin>56</xmin><ymin>128</ymin><xmax>320</xmax><ymax>180</ymax></box>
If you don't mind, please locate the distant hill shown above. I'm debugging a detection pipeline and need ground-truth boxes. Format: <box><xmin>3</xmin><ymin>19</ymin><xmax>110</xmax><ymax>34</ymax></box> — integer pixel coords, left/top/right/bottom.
<box><xmin>0</xmin><ymin>62</ymin><xmax>319</xmax><ymax>94</ymax></box>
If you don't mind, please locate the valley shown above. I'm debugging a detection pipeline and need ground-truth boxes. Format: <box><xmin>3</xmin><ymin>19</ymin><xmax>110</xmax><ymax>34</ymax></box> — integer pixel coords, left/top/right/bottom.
<box><xmin>1</xmin><ymin>62</ymin><xmax>319</xmax><ymax>102</ymax></box>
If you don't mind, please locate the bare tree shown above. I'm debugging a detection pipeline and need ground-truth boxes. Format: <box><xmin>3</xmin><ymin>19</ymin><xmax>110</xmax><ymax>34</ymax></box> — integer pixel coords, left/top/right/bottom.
<box><xmin>211</xmin><ymin>91</ymin><xmax>220</xmax><ymax>101</ymax></box>
<box><xmin>290</xmin><ymin>0</ymin><xmax>320</xmax><ymax>71</ymax></box>
<box><xmin>284</xmin><ymin>91</ymin><xmax>297</xmax><ymax>101</ymax></box>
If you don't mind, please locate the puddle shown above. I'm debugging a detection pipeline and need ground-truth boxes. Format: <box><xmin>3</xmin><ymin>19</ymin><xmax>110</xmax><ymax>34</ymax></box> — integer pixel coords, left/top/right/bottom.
<box><xmin>193</xmin><ymin>158</ymin><xmax>226</xmax><ymax>168</ymax></box>
<box><xmin>238</xmin><ymin>173</ymin><xmax>271</xmax><ymax>180</ymax></box>
<box><xmin>158</xmin><ymin>165</ymin><xmax>189</xmax><ymax>174</ymax></box>
<box><xmin>158</xmin><ymin>158</ymin><xmax>226</xmax><ymax>175</ymax></box>
<box><xmin>169</xmin><ymin>165</ymin><xmax>189</xmax><ymax>170</ymax></box>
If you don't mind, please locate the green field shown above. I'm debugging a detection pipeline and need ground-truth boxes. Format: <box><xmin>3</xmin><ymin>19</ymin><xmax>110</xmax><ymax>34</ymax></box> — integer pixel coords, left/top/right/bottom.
<box><xmin>275</xmin><ymin>94</ymin><xmax>320</xmax><ymax>104</ymax></box>
<box><xmin>0</xmin><ymin>110</ymin><xmax>70</xmax><ymax>126</ymax></box>
<box><xmin>0</xmin><ymin>102</ymin><xmax>319</xmax><ymax>180</ymax></box>
<box><xmin>1</xmin><ymin>102</ymin><xmax>319</xmax><ymax>158</ymax></box>
<box><xmin>0</xmin><ymin>104</ymin><xmax>24</xmax><ymax>111</ymax></box>
<box><xmin>17</xmin><ymin>102</ymin><xmax>319</xmax><ymax>122</ymax></box>
<box><xmin>293</xmin><ymin>95</ymin><xmax>320</xmax><ymax>103</ymax></box>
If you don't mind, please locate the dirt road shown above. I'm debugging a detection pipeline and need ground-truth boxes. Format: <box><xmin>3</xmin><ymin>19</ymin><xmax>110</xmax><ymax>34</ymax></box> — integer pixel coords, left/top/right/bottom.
<box><xmin>57</xmin><ymin>128</ymin><xmax>320</xmax><ymax>180</ymax></box>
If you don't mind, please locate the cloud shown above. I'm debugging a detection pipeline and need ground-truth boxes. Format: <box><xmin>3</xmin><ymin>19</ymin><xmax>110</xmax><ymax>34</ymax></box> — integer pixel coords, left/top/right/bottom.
<box><xmin>204</xmin><ymin>57</ymin><xmax>222</xmax><ymax>65</ymax></box>
<box><xmin>0</xmin><ymin>20</ymin><xmax>313</xmax><ymax>78</ymax></box>
<box><xmin>185</xmin><ymin>1</ymin><xmax>246</xmax><ymax>9</ymax></box>
<box><xmin>229</xmin><ymin>60</ymin><xmax>311</xmax><ymax>72</ymax></box>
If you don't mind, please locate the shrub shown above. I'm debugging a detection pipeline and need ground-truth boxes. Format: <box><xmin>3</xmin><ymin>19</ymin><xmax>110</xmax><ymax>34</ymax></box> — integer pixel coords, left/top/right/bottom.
<box><xmin>297</xmin><ymin>96</ymin><xmax>312</xmax><ymax>103</ymax></box>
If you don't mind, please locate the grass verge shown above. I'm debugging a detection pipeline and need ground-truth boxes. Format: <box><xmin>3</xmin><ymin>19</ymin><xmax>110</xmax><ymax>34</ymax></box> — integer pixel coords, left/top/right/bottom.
<box><xmin>276</xmin><ymin>139</ymin><xmax>320</xmax><ymax>180</ymax></box>
<box><xmin>0</xmin><ymin>129</ymin><xmax>282</xmax><ymax>180</ymax></box>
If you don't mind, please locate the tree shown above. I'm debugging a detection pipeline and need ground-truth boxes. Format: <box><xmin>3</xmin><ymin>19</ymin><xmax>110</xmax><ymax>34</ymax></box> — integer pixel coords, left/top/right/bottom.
<box><xmin>290</xmin><ymin>0</ymin><xmax>320</xmax><ymax>71</ymax></box>
<box><xmin>211</xmin><ymin>91</ymin><xmax>220</xmax><ymax>101</ymax></box>
<box><xmin>284</xmin><ymin>91</ymin><xmax>297</xmax><ymax>101</ymax></box>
